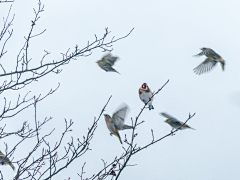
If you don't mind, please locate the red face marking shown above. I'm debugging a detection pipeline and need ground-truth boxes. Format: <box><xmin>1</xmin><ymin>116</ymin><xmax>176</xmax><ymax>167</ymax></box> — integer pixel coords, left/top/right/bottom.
<box><xmin>142</xmin><ymin>83</ymin><xmax>147</xmax><ymax>89</ymax></box>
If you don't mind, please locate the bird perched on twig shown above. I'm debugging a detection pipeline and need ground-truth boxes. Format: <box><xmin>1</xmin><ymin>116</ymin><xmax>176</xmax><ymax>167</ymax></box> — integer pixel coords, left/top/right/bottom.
<box><xmin>104</xmin><ymin>103</ymin><xmax>133</xmax><ymax>144</ymax></box>
<box><xmin>96</xmin><ymin>53</ymin><xmax>120</xmax><ymax>74</ymax></box>
<box><xmin>193</xmin><ymin>48</ymin><xmax>225</xmax><ymax>75</ymax></box>
<box><xmin>139</xmin><ymin>83</ymin><xmax>154</xmax><ymax>110</ymax></box>
<box><xmin>0</xmin><ymin>150</ymin><xmax>15</xmax><ymax>170</ymax></box>
<box><xmin>160</xmin><ymin>113</ymin><xmax>195</xmax><ymax>131</ymax></box>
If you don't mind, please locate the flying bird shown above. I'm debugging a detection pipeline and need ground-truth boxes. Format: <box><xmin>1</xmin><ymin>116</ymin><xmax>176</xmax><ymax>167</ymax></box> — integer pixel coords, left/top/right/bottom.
<box><xmin>193</xmin><ymin>48</ymin><xmax>225</xmax><ymax>75</ymax></box>
<box><xmin>96</xmin><ymin>53</ymin><xmax>120</xmax><ymax>74</ymax></box>
<box><xmin>104</xmin><ymin>104</ymin><xmax>133</xmax><ymax>144</ymax></box>
<box><xmin>0</xmin><ymin>150</ymin><xmax>15</xmax><ymax>170</ymax></box>
<box><xmin>139</xmin><ymin>83</ymin><xmax>154</xmax><ymax>110</ymax></box>
<box><xmin>161</xmin><ymin>112</ymin><xmax>195</xmax><ymax>130</ymax></box>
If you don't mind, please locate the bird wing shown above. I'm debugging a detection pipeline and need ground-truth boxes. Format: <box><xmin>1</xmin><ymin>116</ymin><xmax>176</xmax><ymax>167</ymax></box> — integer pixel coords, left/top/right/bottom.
<box><xmin>112</xmin><ymin>104</ymin><xmax>130</xmax><ymax>130</ymax></box>
<box><xmin>99</xmin><ymin>61</ymin><xmax>112</xmax><ymax>71</ymax></box>
<box><xmin>102</xmin><ymin>54</ymin><xmax>118</xmax><ymax>66</ymax></box>
<box><xmin>194</xmin><ymin>48</ymin><xmax>221</xmax><ymax>58</ymax></box>
<box><xmin>161</xmin><ymin>113</ymin><xmax>178</xmax><ymax>121</ymax></box>
<box><xmin>193</xmin><ymin>58</ymin><xmax>218</xmax><ymax>75</ymax></box>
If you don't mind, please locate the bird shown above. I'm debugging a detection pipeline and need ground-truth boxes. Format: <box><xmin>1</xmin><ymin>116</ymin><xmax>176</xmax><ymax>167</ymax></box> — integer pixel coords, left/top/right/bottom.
<box><xmin>139</xmin><ymin>83</ymin><xmax>154</xmax><ymax>110</ymax></box>
<box><xmin>0</xmin><ymin>150</ymin><xmax>15</xmax><ymax>170</ymax></box>
<box><xmin>96</xmin><ymin>53</ymin><xmax>120</xmax><ymax>74</ymax></box>
<box><xmin>104</xmin><ymin>104</ymin><xmax>133</xmax><ymax>144</ymax></box>
<box><xmin>160</xmin><ymin>112</ymin><xmax>195</xmax><ymax>130</ymax></box>
<box><xmin>193</xmin><ymin>48</ymin><xmax>225</xmax><ymax>75</ymax></box>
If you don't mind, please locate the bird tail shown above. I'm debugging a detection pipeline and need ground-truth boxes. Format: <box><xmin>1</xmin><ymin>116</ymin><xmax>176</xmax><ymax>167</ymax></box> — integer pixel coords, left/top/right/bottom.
<box><xmin>9</xmin><ymin>162</ymin><xmax>15</xmax><ymax>170</ymax></box>
<box><xmin>123</xmin><ymin>125</ymin><xmax>133</xmax><ymax>130</ymax></box>
<box><xmin>220</xmin><ymin>61</ymin><xmax>225</xmax><ymax>71</ymax></box>
<box><xmin>117</xmin><ymin>135</ymin><xmax>122</xmax><ymax>144</ymax></box>
<box><xmin>114</xmin><ymin>69</ymin><xmax>120</xmax><ymax>74</ymax></box>
<box><xmin>115</xmin><ymin>129</ymin><xmax>122</xmax><ymax>144</ymax></box>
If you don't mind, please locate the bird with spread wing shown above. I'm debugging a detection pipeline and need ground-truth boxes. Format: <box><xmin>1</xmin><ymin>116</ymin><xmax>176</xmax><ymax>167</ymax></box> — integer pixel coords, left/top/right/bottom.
<box><xmin>104</xmin><ymin>103</ymin><xmax>133</xmax><ymax>144</ymax></box>
<box><xmin>96</xmin><ymin>53</ymin><xmax>120</xmax><ymax>74</ymax></box>
<box><xmin>193</xmin><ymin>48</ymin><xmax>225</xmax><ymax>75</ymax></box>
<box><xmin>160</xmin><ymin>112</ymin><xmax>195</xmax><ymax>131</ymax></box>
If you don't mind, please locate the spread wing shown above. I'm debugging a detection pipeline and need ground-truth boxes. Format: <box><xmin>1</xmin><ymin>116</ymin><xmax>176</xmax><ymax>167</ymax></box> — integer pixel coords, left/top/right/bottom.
<box><xmin>160</xmin><ymin>112</ymin><xmax>178</xmax><ymax>121</ymax></box>
<box><xmin>193</xmin><ymin>58</ymin><xmax>218</xmax><ymax>75</ymax></box>
<box><xmin>102</xmin><ymin>53</ymin><xmax>118</xmax><ymax>66</ymax></box>
<box><xmin>112</xmin><ymin>104</ymin><xmax>130</xmax><ymax>130</ymax></box>
<box><xmin>194</xmin><ymin>48</ymin><xmax>221</xmax><ymax>58</ymax></box>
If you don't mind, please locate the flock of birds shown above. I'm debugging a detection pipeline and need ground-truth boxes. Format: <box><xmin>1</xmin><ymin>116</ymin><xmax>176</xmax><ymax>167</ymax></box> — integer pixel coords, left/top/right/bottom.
<box><xmin>103</xmin><ymin>82</ymin><xmax>195</xmax><ymax>144</ymax></box>
<box><xmin>98</xmin><ymin>47</ymin><xmax>225</xmax><ymax>144</ymax></box>
<box><xmin>0</xmin><ymin>48</ymin><xmax>225</xmax><ymax>170</ymax></box>
<box><xmin>97</xmin><ymin>47</ymin><xmax>225</xmax><ymax>75</ymax></box>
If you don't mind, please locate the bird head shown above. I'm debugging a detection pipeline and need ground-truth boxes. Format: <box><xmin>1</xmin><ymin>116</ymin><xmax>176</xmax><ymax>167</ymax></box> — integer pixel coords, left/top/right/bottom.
<box><xmin>165</xmin><ymin>119</ymin><xmax>171</xmax><ymax>124</ymax></box>
<box><xmin>104</xmin><ymin>114</ymin><xmax>111</xmax><ymax>121</ymax></box>
<box><xmin>141</xmin><ymin>83</ymin><xmax>148</xmax><ymax>90</ymax></box>
<box><xmin>96</xmin><ymin>60</ymin><xmax>101</xmax><ymax>65</ymax></box>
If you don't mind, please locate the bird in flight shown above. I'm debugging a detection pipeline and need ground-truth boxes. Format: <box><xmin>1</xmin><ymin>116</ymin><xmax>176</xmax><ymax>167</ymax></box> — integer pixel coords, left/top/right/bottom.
<box><xmin>160</xmin><ymin>112</ymin><xmax>195</xmax><ymax>131</ymax></box>
<box><xmin>104</xmin><ymin>103</ymin><xmax>133</xmax><ymax>144</ymax></box>
<box><xmin>193</xmin><ymin>48</ymin><xmax>225</xmax><ymax>75</ymax></box>
<box><xmin>96</xmin><ymin>53</ymin><xmax>120</xmax><ymax>74</ymax></box>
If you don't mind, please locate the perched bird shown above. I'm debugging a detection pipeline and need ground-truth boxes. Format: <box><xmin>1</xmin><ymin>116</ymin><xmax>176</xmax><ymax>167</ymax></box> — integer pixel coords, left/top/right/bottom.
<box><xmin>161</xmin><ymin>112</ymin><xmax>195</xmax><ymax>130</ymax></box>
<box><xmin>104</xmin><ymin>104</ymin><xmax>133</xmax><ymax>144</ymax></box>
<box><xmin>96</xmin><ymin>53</ymin><xmax>120</xmax><ymax>74</ymax></box>
<box><xmin>0</xmin><ymin>151</ymin><xmax>15</xmax><ymax>170</ymax></box>
<box><xmin>139</xmin><ymin>83</ymin><xmax>154</xmax><ymax>110</ymax></box>
<box><xmin>193</xmin><ymin>48</ymin><xmax>225</xmax><ymax>75</ymax></box>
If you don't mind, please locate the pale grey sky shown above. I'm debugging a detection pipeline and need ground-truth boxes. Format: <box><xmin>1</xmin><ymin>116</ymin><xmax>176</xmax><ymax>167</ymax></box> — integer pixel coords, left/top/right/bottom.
<box><xmin>1</xmin><ymin>0</ymin><xmax>240</xmax><ymax>179</ymax></box>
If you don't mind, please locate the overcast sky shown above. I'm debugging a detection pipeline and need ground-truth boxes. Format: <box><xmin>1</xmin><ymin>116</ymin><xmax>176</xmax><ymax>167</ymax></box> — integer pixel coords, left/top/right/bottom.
<box><xmin>1</xmin><ymin>0</ymin><xmax>240</xmax><ymax>179</ymax></box>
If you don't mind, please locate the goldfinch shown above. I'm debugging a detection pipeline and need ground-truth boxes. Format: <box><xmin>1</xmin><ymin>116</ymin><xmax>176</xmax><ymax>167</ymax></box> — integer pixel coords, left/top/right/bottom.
<box><xmin>161</xmin><ymin>113</ymin><xmax>195</xmax><ymax>130</ymax></box>
<box><xmin>96</xmin><ymin>53</ymin><xmax>119</xmax><ymax>74</ymax></box>
<box><xmin>193</xmin><ymin>48</ymin><xmax>225</xmax><ymax>75</ymax></box>
<box><xmin>0</xmin><ymin>150</ymin><xmax>15</xmax><ymax>170</ymax></box>
<box><xmin>139</xmin><ymin>83</ymin><xmax>154</xmax><ymax>110</ymax></box>
<box><xmin>104</xmin><ymin>104</ymin><xmax>133</xmax><ymax>144</ymax></box>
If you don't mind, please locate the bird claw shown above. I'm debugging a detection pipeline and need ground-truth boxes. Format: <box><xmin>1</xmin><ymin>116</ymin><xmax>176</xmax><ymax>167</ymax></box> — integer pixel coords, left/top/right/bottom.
<box><xmin>110</xmin><ymin>133</ymin><xmax>113</xmax><ymax>136</ymax></box>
